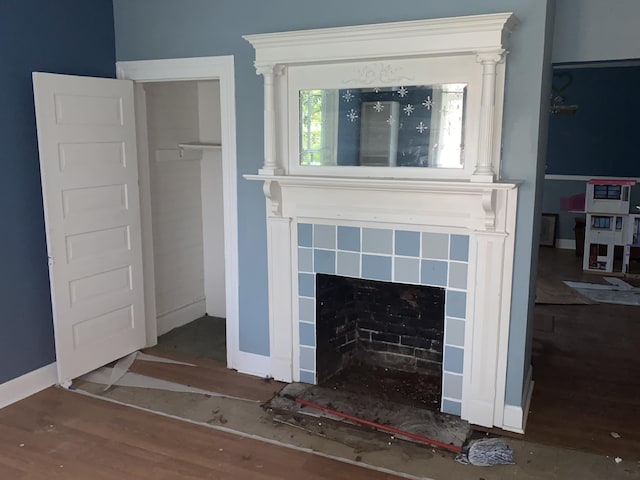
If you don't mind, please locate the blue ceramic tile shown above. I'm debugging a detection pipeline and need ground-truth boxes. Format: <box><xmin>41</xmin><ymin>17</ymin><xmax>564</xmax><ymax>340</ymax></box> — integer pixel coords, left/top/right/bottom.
<box><xmin>422</xmin><ymin>232</ymin><xmax>449</xmax><ymax>259</ymax></box>
<box><xmin>314</xmin><ymin>249</ymin><xmax>336</xmax><ymax>274</ymax></box>
<box><xmin>443</xmin><ymin>373</ymin><xmax>463</xmax><ymax>400</ymax></box>
<box><xmin>299</xmin><ymin>322</ymin><xmax>315</xmax><ymax>347</ymax></box>
<box><xmin>362</xmin><ymin>228</ymin><xmax>393</xmax><ymax>254</ymax></box>
<box><xmin>448</xmin><ymin>262</ymin><xmax>468</xmax><ymax>290</ymax></box>
<box><xmin>299</xmin><ymin>346</ymin><xmax>315</xmax><ymax>371</ymax></box>
<box><xmin>446</xmin><ymin>317</ymin><xmax>465</xmax><ymax>347</ymax></box>
<box><xmin>298</xmin><ymin>273</ymin><xmax>315</xmax><ymax>297</ymax></box>
<box><xmin>420</xmin><ymin>260</ymin><xmax>448</xmax><ymax>287</ymax></box>
<box><xmin>394</xmin><ymin>257</ymin><xmax>420</xmax><ymax>284</ymax></box>
<box><xmin>314</xmin><ymin>224</ymin><xmax>336</xmax><ymax>249</ymax></box>
<box><xmin>450</xmin><ymin>235</ymin><xmax>469</xmax><ymax>262</ymax></box>
<box><xmin>337</xmin><ymin>251</ymin><xmax>360</xmax><ymax>277</ymax></box>
<box><xmin>298</xmin><ymin>223</ymin><xmax>312</xmax><ymax>247</ymax></box>
<box><xmin>299</xmin><ymin>297</ymin><xmax>315</xmax><ymax>323</ymax></box>
<box><xmin>362</xmin><ymin>254</ymin><xmax>392</xmax><ymax>281</ymax></box>
<box><xmin>395</xmin><ymin>230</ymin><xmax>420</xmax><ymax>257</ymax></box>
<box><xmin>441</xmin><ymin>399</ymin><xmax>462</xmax><ymax>416</ymax></box>
<box><xmin>299</xmin><ymin>370</ymin><xmax>316</xmax><ymax>384</ymax></box>
<box><xmin>338</xmin><ymin>226</ymin><xmax>361</xmax><ymax>252</ymax></box>
<box><xmin>444</xmin><ymin>345</ymin><xmax>464</xmax><ymax>374</ymax></box>
<box><xmin>446</xmin><ymin>290</ymin><xmax>467</xmax><ymax>319</ymax></box>
<box><xmin>298</xmin><ymin>247</ymin><xmax>313</xmax><ymax>272</ymax></box>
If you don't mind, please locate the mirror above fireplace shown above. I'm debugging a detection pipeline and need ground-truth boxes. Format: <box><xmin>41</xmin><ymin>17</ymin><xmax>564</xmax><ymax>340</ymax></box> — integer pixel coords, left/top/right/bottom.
<box><xmin>245</xmin><ymin>12</ymin><xmax>519</xmax><ymax>182</ymax></box>
<box><xmin>299</xmin><ymin>84</ymin><xmax>467</xmax><ymax>169</ymax></box>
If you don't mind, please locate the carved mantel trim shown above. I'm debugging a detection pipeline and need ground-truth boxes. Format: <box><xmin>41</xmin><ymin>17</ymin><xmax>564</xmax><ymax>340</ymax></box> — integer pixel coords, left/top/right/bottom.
<box><xmin>244</xmin><ymin>13</ymin><xmax>519</xmax><ymax>65</ymax></box>
<box><xmin>245</xmin><ymin>174</ymin><xmax>518</xmax><ymax>232</ymax></box>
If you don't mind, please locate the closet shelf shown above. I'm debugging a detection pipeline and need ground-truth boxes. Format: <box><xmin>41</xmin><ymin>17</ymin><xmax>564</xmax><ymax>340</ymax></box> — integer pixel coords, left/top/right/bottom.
<box><xmin>178</xmin><ymin>142</ymin><xmax>222</xmax><ymax>150</ymax></box>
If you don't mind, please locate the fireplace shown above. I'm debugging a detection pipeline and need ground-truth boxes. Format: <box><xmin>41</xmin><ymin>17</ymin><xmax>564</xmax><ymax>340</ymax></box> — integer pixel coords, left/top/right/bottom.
<box><xmin>297</xmin><ymin>223</ymin><xmax>467</xmax><ymax>415</ymax></box>
<box><xmin>315</xmin><ymin>274</ymin><xmax>447</xmax><ymax>409</ymax></box>
<box><xmin>244</xmin><ymin>14</ymin><xmax>531</xmax><ymax>432</ymax></box>
<box><xmin>315</xmin><ymin>274</ymin><xmax>445</xmax><ymax>381</ymax></box>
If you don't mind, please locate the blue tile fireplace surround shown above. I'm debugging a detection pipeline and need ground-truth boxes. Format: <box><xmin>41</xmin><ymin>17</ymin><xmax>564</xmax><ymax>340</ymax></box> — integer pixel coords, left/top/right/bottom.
<box><xmin>297</xmin><ymin>223</ymin><xmax>468</xmax><ymax>416</ymax></box>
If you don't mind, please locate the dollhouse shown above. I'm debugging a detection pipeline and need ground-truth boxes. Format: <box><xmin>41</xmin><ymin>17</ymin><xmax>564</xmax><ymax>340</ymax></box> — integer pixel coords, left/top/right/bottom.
<box><xmin>583</xmin><ymin>179</ymin><xmax>640</xmax><ymax>273</ymax></box>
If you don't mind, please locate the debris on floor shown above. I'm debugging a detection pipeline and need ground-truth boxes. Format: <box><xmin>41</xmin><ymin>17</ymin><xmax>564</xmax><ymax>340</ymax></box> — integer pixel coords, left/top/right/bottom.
<box><xmin>320</xmin><ymin>364</ymin><xmax>442</xmax><ymax>410</ymax></box>
<box><xmin>265</xmin><ymin>383</ymin><xmax>470</xmax><ymax>452</ymax></box>
<box><xmin>455</xmin><ymin>437</ymin><xmax>515</xmax><ymax>466</ymax></box>
<box><xmin>78</xmin><ymin>352</ymin><xmax>258</xmax><ymax>402</ymax></box>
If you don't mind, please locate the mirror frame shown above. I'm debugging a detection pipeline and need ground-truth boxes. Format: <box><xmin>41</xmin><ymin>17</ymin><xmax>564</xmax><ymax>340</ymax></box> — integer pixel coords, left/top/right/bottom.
<box><xmin>244</xmin><ymin>13</ymin><xmax>518</xmax><ymax>182</ymax></box>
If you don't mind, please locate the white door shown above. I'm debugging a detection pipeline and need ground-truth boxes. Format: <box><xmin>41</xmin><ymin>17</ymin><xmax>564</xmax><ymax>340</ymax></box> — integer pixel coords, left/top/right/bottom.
<box><xmin>33</xmin><ymin>73</ymin><xmax>146</xmax><ymax>385</ymax></box>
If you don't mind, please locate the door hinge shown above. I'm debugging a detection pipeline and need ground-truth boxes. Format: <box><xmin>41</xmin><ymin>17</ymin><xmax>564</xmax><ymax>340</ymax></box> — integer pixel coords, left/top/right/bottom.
<box><xmin>48</xmin><ymin>256</ymin><xmax>54</xmax><ymax>267</ymax></box>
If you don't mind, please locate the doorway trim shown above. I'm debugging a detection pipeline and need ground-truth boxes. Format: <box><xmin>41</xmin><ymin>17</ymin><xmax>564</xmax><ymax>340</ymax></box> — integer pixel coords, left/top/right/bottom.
<box><xmin>116</xmin><ymin>56</ymin><xmax>240</xmax><ymax>370</ymax></box>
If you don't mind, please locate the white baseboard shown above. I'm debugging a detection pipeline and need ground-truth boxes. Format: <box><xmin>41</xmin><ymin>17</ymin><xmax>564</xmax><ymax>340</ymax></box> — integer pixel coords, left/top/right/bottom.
<box><xmin>556</xmin><ymin>238</ymin><xmax>576</xmax><ymax>250</ymax></box>
<box><xmin>502</xmin><ymin>366</ymin><xmax>534</xmax><ymax>434</ymax></box>
<box><xmin>0</xmin><ymin>363</ymin><xmax>58</xmax><ymax>410</ymax></box>
<box><xmin>234</xmin><ymin>351</ymin><xmax>271</xmax><ymax>379</ymax></box>
<box><xmin>157</xmin><ymin>298</ymin><xmax>207</xmax><ymax>336</ymax></box>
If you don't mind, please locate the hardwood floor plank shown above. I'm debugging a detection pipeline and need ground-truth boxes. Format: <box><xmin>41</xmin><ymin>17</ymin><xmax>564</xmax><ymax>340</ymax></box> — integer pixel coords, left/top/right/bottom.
<box><xmin>0</xmin><ymin>388</ymin><xmax>402</xmax><ymax>479</ymax></box>
<box><xmin>131</xmin><ymin>347</ymin><xmax>285</xmax><ymax>403</ymax></box>
<box><xmin>528</xmin><ymin>248</ymin><xmax>640</xmax><ymax>460</ymax></box>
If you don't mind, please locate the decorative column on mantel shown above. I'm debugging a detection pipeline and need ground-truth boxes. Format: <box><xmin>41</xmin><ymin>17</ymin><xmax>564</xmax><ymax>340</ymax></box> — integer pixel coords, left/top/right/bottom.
<box><xmin>255</xmin><ymin>63</ymin><xmax>291</xmax><ymax>381</ymax></box>
<box><xmin>255</xmin><ymin>63</ymin><xmax>285</xmax><ymax>176</ymax></box>
<box><xmin>471</xmin><ymin>50</ymin><xmax>506</xmax><ymax>183</ymax></box>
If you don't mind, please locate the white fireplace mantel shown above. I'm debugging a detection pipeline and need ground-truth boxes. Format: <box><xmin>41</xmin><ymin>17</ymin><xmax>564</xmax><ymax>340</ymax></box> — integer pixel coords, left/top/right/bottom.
<box><xmin>246</xmin><ymin>175</ymin><xmax>519</xmax><ymax>231</ymax></box>
<box><xmin>243</xmin><ymin>14</ymin><xmax>529</xmax><ymax>433</ymax></box>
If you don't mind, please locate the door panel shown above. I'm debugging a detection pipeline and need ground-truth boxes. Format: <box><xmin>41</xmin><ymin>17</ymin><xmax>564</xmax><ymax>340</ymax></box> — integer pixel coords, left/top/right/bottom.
<box><xmin>33</xmin><ymin>72</ymin><xmax>146</xmax><ymax>384</ymax></box>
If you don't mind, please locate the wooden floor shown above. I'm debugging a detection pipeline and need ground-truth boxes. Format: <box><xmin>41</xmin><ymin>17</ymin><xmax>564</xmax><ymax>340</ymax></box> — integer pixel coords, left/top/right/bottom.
<box><xmin>132</xmin><ymin>346</ymin><xmax>285</xmax><ymax>403</ymax></box>
<box><xmin>0</xmin><ymin>387</ymin><xmax>401</xmax><ymax>480</ymax></box>
<box><xmin>524</xmin><ymin>248</ymin><xmax>640</xmax><ymax>460</ymax></box>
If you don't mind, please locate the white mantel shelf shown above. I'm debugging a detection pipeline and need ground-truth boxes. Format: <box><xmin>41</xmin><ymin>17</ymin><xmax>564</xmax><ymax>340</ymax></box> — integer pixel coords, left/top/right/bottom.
<box><xmin>245</xmin><ymin>174</ymin><xmax>518</xmax><ymax>233</ymax></box>
<box><xmin>244</xmin><ymin>174</ymin><xmax>520</xmax><ymax>192</ymax></box>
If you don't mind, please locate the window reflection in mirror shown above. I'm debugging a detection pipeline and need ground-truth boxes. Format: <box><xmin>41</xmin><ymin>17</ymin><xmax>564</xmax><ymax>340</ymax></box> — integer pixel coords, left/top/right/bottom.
<box><xmin>299</xmin><ymin>84</ymin><xmax>466</xmax><ymax>168</ymax></box>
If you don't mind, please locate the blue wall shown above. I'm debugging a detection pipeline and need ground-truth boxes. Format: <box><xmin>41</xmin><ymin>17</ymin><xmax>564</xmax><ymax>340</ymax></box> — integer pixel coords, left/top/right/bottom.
<box><xmin>113</xmin><ymin>0</ymin><xmax>554</xmax><ymax>407</ymax></box>
<box><xmin>547</xmin><ymin>66</ymin><xmax>640</xmax><ymax>177</ymax></box>
<box><xmin>553</xmin><ymin>0</ymin><xmax>640</xmax><ymax>63</ymax></box>
<box><xmin>0</xmin><ymin>0</ymin><xmax>116</xmax><ymax>384</ymax></box>
<box><xmin>543</xmin><ymin>65</ymin><xmax>640</xmax><ymax>242</ymax></box>
<box><xmin>548</xmin><ymin>1</ymin><xmax>640</xmax><ymax>243</ymax></box>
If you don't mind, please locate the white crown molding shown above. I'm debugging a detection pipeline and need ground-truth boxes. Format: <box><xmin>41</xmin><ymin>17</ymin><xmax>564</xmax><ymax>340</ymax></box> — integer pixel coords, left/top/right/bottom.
<box><xmin>244</xmin><ymin>13</ymin><xmax>519</xmax><ymax>65</ymax></box>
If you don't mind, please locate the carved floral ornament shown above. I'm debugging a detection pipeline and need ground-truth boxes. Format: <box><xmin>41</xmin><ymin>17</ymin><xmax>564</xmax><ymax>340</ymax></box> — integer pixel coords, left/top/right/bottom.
<box><xmin>342</xmin><ymin>63</ymin><xmax>413</xmax><ymax>85</ymax></box>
